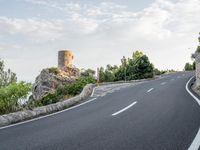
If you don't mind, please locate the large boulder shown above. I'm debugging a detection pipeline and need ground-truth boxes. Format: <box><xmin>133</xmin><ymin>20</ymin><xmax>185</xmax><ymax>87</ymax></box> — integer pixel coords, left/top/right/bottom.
<box><xmin>32</xmin><ymin>67</ymin><xmax>80</xmax><ymax>101</ymax></box>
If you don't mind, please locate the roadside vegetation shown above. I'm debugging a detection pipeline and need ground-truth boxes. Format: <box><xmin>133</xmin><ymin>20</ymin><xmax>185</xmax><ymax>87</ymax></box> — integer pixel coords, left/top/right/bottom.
<box><xmin>98</xmin><ymin>51</ymin><xmax>165</xmax><ymax>82</ymax></box>
<box><xmin>184</xmin><ymin>62</ymin><xmax>195</xmax><ymax>71</ymax></box>
<box><xmin>0</xmin><ymin>59</ymin><xmax>31</xmax><ymax>115</ymax></box>
<box><xmin>29</xmin><ymin>76</ymin><xmax>96</xmax><ymax>107</ymax></box>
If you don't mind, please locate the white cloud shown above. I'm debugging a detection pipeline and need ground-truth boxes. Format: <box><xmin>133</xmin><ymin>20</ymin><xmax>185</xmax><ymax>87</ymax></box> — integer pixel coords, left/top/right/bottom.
<box><xmin>2</xmin><ymin>0</ymin><xmax>200</xmax><ymax>81</ymax></box>
<box><xmin>0</xmin><ymin>17</ymin><xmax>64</xmax><ymax>43</ymax></box>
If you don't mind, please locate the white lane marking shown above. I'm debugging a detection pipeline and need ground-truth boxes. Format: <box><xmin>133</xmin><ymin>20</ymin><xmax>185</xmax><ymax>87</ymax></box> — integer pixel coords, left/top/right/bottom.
<box><xmin>170</xmin><ymin>79</ymin><xmax>175</xmax><ymax>81</ymax></box>
<box><xmin>91</xmin><ymin>87</ymin><xmax>97</xmax><ymax>97</ymax></box>
<box><xmin>182</xmin><ymin>74</ymin><xmax>185</xmax><ymax>76</ymax></box>
<box><xmin>188</xmin><ymin>128</ymin><xmax>200</xmax><ymax>150</ymax></box>
<box><xmin>177</xmin><ymin>76</ymin><xmax>181</xmax><ymax>78</ymax></box>
<box><xmin>112</xmin><ymin>101</ymin><xmax>137</xmax><ymax>116</ymax></box>
<box><xmin>0</xmin><ymin>98</ymin><xmax>97</xmax><ymax>130</ymax></box>
<box><xmin>186</xmin><ymin>76</ymin><xmax>200</xmax><ymax>150</ymax></box>
<box><xmin>160</xmin><ymin>82</ymin><xmax>167</xmax><ymax>85</ymax></box>
<box><xmin>185</xmin><ymin>76</ymin><xmax>200</xmax><ymax>106</ymax></box>
<box><xmin>147</xmin><ymin>88</ymin><xmax>154</xmax><ymax>93</ymax></box>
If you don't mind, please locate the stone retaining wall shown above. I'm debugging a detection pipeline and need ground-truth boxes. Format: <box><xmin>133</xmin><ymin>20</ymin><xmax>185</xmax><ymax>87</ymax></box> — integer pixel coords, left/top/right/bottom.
<box><xmin>0</xmin><ymin>84</ymin><xmax>95</xmax><ymax>127</ymax></box>
<box><xmin>195</xmin><ymin>53</ymin><xmax>200</xmax><ymax>88</ymax></box>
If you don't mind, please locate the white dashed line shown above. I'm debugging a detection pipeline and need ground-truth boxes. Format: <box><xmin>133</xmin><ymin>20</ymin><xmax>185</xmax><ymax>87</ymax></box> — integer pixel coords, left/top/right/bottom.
<box><xmin>112</xmin><ymin>101</ymin><xmax>137</xmax><ymax>116</ymax></box>
<box><xmin>160</xmin><ymin>82</ymin><xmax>167</xmax><ymax>85</ymax></box>
<box><xmin>147</xmin><ymin>88</ymin><xmax>154</xmax><ymax>93</ymax></box>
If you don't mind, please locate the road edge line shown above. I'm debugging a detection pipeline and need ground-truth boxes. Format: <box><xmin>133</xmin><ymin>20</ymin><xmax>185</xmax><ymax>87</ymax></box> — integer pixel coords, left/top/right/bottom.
<box><xmin>91</xmin><ymin>87</ymin><xmax>97</xmax><ymax>97</ymax></box>
<box><xmin>185</xmin><ymin>76</ymin><xmax>200</xmax><ymax>150</ymax></box>
<box><xmin>185</xmin><ymin>76</ymin><xmax>200</xmax><ymax>106</ymax></box>
<box><xmin>0</xmin><ymin>98</ymin><xmax>97</xmax><ymax>130</ymax></box>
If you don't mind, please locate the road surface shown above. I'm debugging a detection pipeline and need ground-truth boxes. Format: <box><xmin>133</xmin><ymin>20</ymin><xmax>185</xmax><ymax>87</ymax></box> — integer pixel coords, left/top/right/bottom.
<box><xmin>0</xmin><ymin>72</ymin><xmax>200</xmax><ymax>150</ymax></box>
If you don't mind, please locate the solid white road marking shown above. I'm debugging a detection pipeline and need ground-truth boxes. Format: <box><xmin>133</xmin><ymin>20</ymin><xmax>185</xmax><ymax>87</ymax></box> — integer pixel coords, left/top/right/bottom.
<box><xmin>185</xmin><ymin>76</ymin><xmax>200</xmax><ymax>106</ymax></box>
<box><xmin>91</xmin><ymin>87</ymin><xmax>97</xmax><ymax>97</ymax></box>
<box><xmin>188</xmin><ymin>128</ymin><xmax>200</xmax><ymax>150</ymax></box>
<box><xmin>160</xmin><ymin>82</ymin><xmax>167</xmax><ymax>85</ymax></box>
<box><xmin>0</xmin><ymin>98</ymin><xmax>97</xmax><ymax>130</ymax></box>
<box><xmin>147</xmin><ymin>88</ymin><xmax>154</xmax><ymax>93</ymax></box>
<box><xmin>112</xmin><ymin>101</ymin><xmax>137</xmax><ymax>116</ymax></box>
<box><xmin>186</xmin><ymin>76</ymin><xmax>200</xmax><ymax>150</ymax></box>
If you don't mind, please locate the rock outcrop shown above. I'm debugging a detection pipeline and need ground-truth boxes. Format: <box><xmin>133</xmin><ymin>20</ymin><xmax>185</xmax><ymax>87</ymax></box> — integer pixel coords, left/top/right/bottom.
<box><xmin>32</xmin><ymin>66</ymin><xmax>80</xmax><ymax>101</ymax></box>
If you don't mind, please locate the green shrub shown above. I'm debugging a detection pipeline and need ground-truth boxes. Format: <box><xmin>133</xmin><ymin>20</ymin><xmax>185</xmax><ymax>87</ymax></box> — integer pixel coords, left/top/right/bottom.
<box><xmin>33</xmin><ymin>76</ymin><xmax>96</xmax><ymax>107</ymax></box>
<box><xmin>0</xmin><ymin>82</ymin><xmax>31</xmax><ymax>115</ymax></box>
<box><xmin>48</xmin><ymin>67</ymin><xmax>59</xmax><ymax>75</ymax></box>
<box><xmin>66</xmin><ymin>76</ymin><xmax>96</xmax><ymax>96</ymax></box>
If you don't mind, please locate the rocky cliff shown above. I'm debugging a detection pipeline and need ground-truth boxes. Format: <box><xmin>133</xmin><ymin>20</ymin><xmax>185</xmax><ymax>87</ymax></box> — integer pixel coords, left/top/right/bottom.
<box><xmin>32</xmin><ymin>67</ymin><xmax>80</xmax><ymax>101</ymax></box>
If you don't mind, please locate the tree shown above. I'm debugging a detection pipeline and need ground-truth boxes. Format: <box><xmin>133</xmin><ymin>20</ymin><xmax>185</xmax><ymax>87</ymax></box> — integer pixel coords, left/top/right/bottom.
<box><xmin>193</xmin><ymin>61</ymin><xmax>196</xmax><ymax>70</ymax></box>
<box><xmin>132</xmin><ymin>51</ymin><xmax>144</xmax><ymax>60</ymax></box>
<box><xmin>133</xmin><ymin>55</ymin><xmax>154</xmax><ymax>79</ymax></box>
<box><xmin>126</xmin><ymin>52</ymin><xmax>154</xmax><ymax>80</ymax></box>
<box><xmin>154</xmin><ymin>68</ymin><xmax>161</xmax><ymax>75</ymax></box>
<box><xmin>99</xmin><ymin>67</ymin><xmax>105</xmax><ymax>82</ymax></box>
<box><xmin>81</xmin><ymin>69</ymin><xmax>96</xmax><ymax>77</ymax></box>
<box><xmin>99</xmin><ymin>65</ymin><xmax>116</xmax><ymax>82</ymax></box>
<box><xmin>98</xmin><ymin>51</ymin><xmax>155</xmax><ymax>82</ymax></box>
<box><xmin>0</xmin><ymin>59</ymin><xmax>17</xmax><ymax>88</ymax></box>
<box><xmin>184</xmin><ymin>62</ymin><xmax>194</xmax><ymax>71</ymax></box>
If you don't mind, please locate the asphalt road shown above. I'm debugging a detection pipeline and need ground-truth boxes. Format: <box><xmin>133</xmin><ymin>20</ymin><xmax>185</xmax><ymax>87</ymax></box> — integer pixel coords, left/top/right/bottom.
<box><xmin>0</xmin><ymin>72</ymin><xmax>200</xmax><ymax>150</ymax></box>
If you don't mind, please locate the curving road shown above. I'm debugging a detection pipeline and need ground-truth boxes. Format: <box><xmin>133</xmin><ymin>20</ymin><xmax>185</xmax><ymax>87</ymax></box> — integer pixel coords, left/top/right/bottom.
<box><xmin>0</xmin><ymin>72</ymin><xmax>200</xmax><ymax>150</ymax></box>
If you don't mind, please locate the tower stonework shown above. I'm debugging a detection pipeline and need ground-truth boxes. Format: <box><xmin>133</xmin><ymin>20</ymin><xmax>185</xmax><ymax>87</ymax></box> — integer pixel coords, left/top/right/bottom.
<box><xmin>58</xmin><ymin>50</ymin><xmax>74</xmax><ymax>68</ymax></box>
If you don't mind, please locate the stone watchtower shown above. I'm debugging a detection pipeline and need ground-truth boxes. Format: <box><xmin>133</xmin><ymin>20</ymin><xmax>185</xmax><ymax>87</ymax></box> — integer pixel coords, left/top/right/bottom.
<box><xmin>58</xmin><ymin>50</ymin><xmax>74</xmax><ymax>68</ymax></box>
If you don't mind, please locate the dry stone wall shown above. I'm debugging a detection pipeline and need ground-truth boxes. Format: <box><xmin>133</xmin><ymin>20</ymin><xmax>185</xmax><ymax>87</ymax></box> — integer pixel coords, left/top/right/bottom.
<box><xmin>195</xmin><ymin>53</ymin><xmax>200</xmax><ymax>88</ymax></box>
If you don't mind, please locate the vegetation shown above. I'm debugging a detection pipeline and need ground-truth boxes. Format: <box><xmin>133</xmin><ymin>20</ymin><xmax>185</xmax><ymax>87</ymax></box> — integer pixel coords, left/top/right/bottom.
<box><xmin>81</xmin><ymin>69</ymin><xmax>96</xmax><ymax>77</ymax></box>
<box><xmin>31</xmin><ymin>76</ymin><xmax>96</xmax><ymax>107</ymax></box>
<box><xmin>154</xmin><ymin>68</ymin><xmax>167</xmax><ymax>75</ymax></box>
<box><xmin>98</xmin><ymin>51</ymin><xmax>155</xmax><ymax>82</ymax></box>
<box><xmin>0</xmin><ymin>60</ymin><xmax>31</xmax><ymax>115</ymax></box>
<box><xmin>48</xmin><ymin>67</ymin><xmax>59</xmax><ymax>75</ymax></box>
<box><xmin>184</xmin><ymin>62</ymin><xmax>195</xmax><ymax>71</ymax></box>
<box><xmin>0</xmin><ymin>59</ymin><xmax>17</xmax><ymax>88</ymax></box>
<box><xmin>0</xmin><ymin>82</ymin><xmax>31</xmax><ymax>115</ymax></box>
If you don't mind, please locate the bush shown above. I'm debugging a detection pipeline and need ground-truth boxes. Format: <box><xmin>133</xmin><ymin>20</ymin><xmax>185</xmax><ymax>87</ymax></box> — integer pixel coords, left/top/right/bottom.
<box><xmin>0</xmin><ymin>82</ymin><xmax>31</xmax><ymax>115</ymax></box>
<box><xmin>33</xmin><ymin>76</ymin><xmax>96</xmax><ymax>107</ymax></box>
<box><xmin>48</xmin><ymin>67</ymin><xmax>59</xmax><ymax>75</ymax></box>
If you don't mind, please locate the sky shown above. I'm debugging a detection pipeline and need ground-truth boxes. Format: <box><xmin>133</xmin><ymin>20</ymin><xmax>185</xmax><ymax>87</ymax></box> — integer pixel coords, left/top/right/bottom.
<box><xmin>0</xmin><ymin>0</ymin><xmax>199</xmax><ymax>82</ymax></box>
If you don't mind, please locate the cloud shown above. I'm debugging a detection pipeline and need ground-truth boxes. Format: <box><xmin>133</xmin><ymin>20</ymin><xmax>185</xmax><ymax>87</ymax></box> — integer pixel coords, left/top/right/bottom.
<box><xmin>1</xmin><ymin>0</ymin><xmax>200</xmax><ymax>81</ymax></box>
<box><xmin>0</xmin><ymin>16</ymin><xmax>64</xmax><ymax>43</ymax></box>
